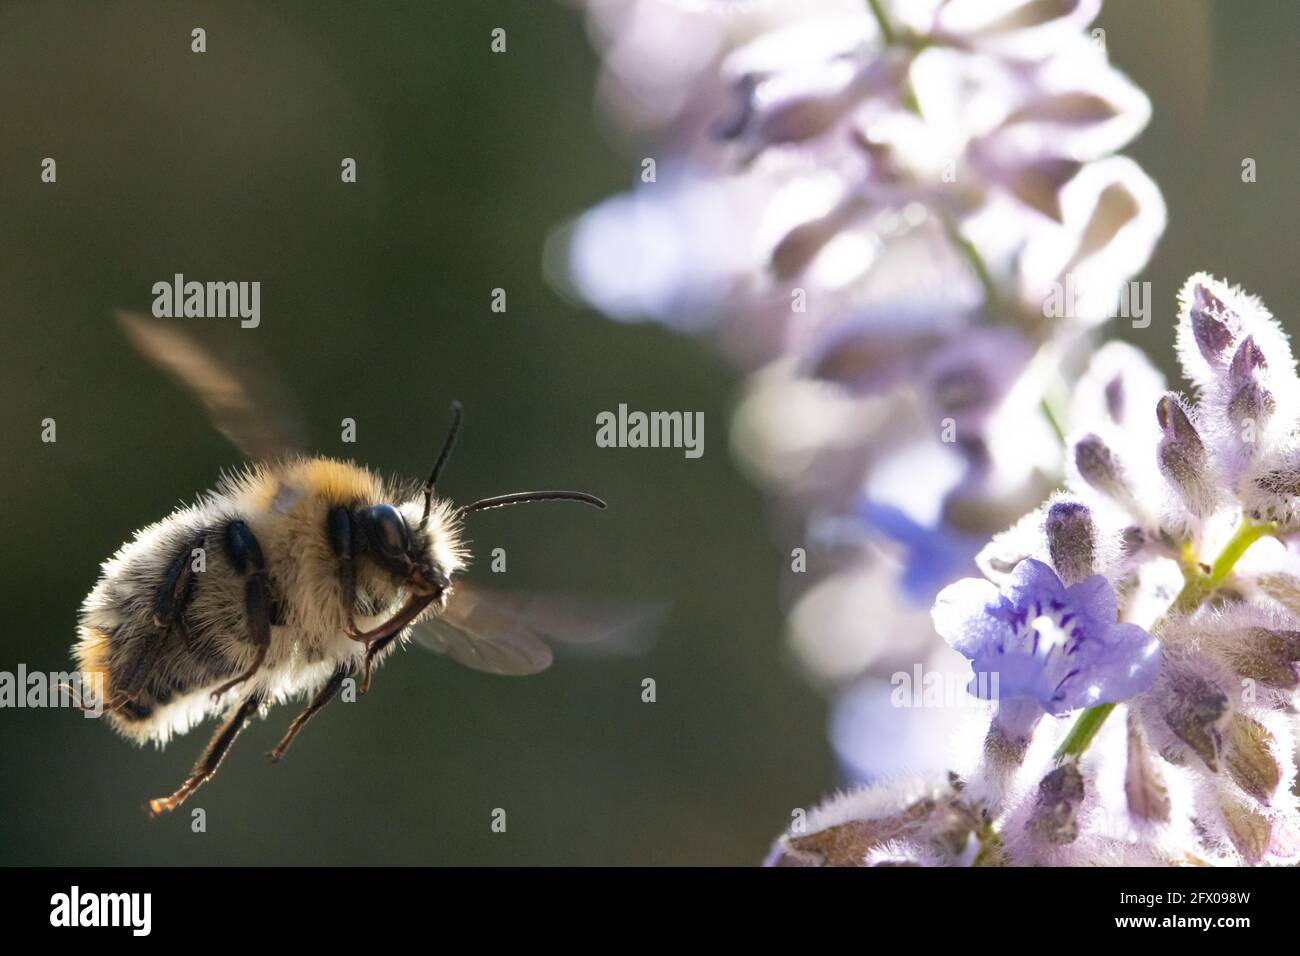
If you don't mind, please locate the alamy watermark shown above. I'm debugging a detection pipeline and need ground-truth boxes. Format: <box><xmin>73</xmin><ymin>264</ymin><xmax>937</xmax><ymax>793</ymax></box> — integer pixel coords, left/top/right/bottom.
<box><xmin>596</xmin><ymin>404</ymin><xmax>704</xmax><ymax>459</ymax></box>
<box><xmin>0</xmin><ymin>666</ymin><xmax>105</xmax><ymax>717</ymax></box>
<box><xmin>151</xmin><ymin>273</ymin><xmax>260</xmax><ymax>328</ymax></box>
<box><xmin>50</xmin><ymin>886</ymin><xmax>151</xmax><ymax>936</ymax></box>
<box><xmin>891</xmin><ymin>664</ymin><xmax>999</xmax><ymax>708</ymax></box>
<box><xmin>1042</xmin><ymin>277</ymin><xmax>1151</xmax><ymax>328</ymax></box>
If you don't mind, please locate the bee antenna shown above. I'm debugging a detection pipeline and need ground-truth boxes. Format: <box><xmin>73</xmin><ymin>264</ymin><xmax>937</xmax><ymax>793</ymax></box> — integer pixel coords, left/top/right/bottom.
<box><xmin>422</xmin><ymin>400</ymin><xmax>464</xmax><ymax>528</ymax></box>
<box><xmin>458</xmin><ymin>491</ymin><xmax>607</xmax><ymax>517</ymax></box>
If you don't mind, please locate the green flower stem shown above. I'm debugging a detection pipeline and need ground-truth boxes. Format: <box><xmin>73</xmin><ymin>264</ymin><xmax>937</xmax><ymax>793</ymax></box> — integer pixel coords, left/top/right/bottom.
<box><xmin>866</xmin><ymin>0</ymin><xmax>897</xmax><ymax>45</ymax></box>
<box><xmin>1210</xmin><ymin>518</ymin><xmax>1276</xmax><ymax>586</ymax></box>
<box><xmin>1053</xmin><ymin>703</ymin><xmax>1115</xmax><ymax>762</ymax></box>
<box><xmin>1053</xmin><ymin>517</ymin><xmax>1278</xmax><ymax>762</ymax></box>
<box><xmin>1169</xmin><ymin>566</ymin><xmax>1211</xmax><ymax>616</ymax></box>
<box><xmin>941</xmin><ymin>213</ymin><xmax>1001</xmax><ymax>314</ymax></box>
<box><xmin>1039</xmin><ymin>396</ymin><xmax>1068</xmax><ymax>446</ymax></box>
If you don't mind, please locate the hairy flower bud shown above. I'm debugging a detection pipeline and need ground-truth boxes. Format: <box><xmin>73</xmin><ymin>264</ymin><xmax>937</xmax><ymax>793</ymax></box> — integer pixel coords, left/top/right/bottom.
<box><xmin>1229</xmin><ymin>334</ymin><xmax>1269</xmax><ymax>384</ymax></box>
<box><xmin>1045</xmin><ymin>500</ymin><xmax>1095</xmax><ymax>584</ymax></box>
<box><xmin>1220</xmin><ymin>628</ymin><xmax>1300</xmax><ymax>690</ymax></box>
<box><xmin>1026</xmin><ymin>761</ymin><xmax>1084</xmax><ymax>845</ymax></box>
<box><xmin>1255</xmin><ymin>573</ymin><xmax>1300</xmax><ymax>616</ymax></box>
<box><xmin>1221</xmin><ymin>799</ymin><xmax>1271</xmax><ymax>865</ymax></box>
<box><xmin>1156</xmin><ymin>395</ymin><xmax>1213</xmax><ymax>516</ymax></box>
<box><xmin>777</xmin><ymin>819</ymin><xmax>896</xmax><ymax>867</ymax></box>
<box><xmin>1125</xmin><ymin>714</ymin><xmax>1171</xmax><ymax>823</ymax></box>
<box><xmin>772</xmin><ymin>797</ymin><xmax>937</xmax><ymax>867</ymax></box>
<box><xmin>1163</xmin><ymin>669</ymin><xmax>1229</xmax><ymax>771</ymax></box>
<box><xmin>1073</xmin><ymin>433</ymin><xmax>1133</xmax><ymax>505</ymax></box>
<box><xmin>1225</xmin><ymin>714</ymin><xmax>1282</xmax><ymax>803</ymax></box>
<box><xmin>1188</xmin><ymin>283</ymin><xmax>1238</xmax><ymax>365</ymax></box>
<box><xmin>1255</xmin><ymin>466</ymin><xmax>1300</xmax><ymax>501</ymax></box>
<box><xmin>1226</xmin><ymin>335</ymin><xmax>1276</xmax><ymax>432</ymax></box>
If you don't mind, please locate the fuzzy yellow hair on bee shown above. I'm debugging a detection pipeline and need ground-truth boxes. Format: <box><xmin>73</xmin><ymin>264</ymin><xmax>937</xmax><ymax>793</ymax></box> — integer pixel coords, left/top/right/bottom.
<box><xmin>77</xmin><ymin>312</ymin><xmax>609</xmax><ymax>816</ymax></box>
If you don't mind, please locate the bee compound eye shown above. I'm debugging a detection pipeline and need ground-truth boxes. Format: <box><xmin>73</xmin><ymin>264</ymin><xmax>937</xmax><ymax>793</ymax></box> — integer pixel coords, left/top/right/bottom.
<box><xmin>366</xmin><ymin>504</ymin><xmax>408</xmax><ymax>554</ymax></box>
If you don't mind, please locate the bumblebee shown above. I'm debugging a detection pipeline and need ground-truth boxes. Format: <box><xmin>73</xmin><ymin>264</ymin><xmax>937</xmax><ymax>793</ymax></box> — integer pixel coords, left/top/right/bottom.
<box><xmin>75</xmin><ymin>313</ymin><xmax>614</xmax><ymax>816</ymax></box>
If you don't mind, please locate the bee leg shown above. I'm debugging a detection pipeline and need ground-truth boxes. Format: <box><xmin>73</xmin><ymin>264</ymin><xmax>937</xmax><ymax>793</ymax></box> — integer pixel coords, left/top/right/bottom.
<box><xmin>327</xmin><ymin>505</ymin><xmax>360</xmax><ymax>634</ymax></box>
<box><xmin>208</xmin><ymin>521</ymin><xmax>272</xmax><ymax>701</ymax></box>
<box><xmin>360</xmin><ymin>633</ymin><xmax>396</xmax><ymax>695</ymax></box>
<box><xmin>146</xmin><ymin>691</ymin><xmax>262</xmax><ymax>817</ymax></box>
<box><xmin>267</xmin><ymin>667</ymin><xmax>348</xmax><ymax>763</ymax></box>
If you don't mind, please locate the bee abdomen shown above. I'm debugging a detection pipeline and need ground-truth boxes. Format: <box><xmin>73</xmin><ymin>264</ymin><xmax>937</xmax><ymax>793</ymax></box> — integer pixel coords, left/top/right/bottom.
<box><xmin>77</xmin><ymin>509</ymin><xmax>266</xmax><ymax>740</ymax></box>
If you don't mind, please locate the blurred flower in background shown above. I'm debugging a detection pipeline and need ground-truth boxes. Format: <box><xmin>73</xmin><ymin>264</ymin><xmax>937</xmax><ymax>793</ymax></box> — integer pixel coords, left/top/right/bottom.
<box><xmin>552</xmin><ymin>0</ymin><xmax>1173</xmax><ymax>854</ymax></box>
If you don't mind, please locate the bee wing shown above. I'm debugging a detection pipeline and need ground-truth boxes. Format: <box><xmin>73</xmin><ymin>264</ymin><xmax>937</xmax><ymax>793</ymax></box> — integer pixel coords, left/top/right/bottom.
<box><xmin>116</xmin><ymin>310</ymin><xmax>307</xmax><ymax>460</ymax></box>
<box><xmin>411</xmin><ymin>584</ymin><xmax>664</xmax><ymax>676</ymax></box>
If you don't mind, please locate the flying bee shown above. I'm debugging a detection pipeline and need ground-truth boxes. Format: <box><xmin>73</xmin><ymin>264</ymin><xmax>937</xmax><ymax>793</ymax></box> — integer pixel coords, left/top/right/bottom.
<box><xmin>75</xmin><ymin>312</ymin><xmax>633</xmax><ymax>816</ymax></box>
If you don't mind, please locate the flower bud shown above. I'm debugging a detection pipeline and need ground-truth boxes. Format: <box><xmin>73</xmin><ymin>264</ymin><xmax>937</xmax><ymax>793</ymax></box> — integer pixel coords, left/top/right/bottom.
<box><xmin>1225</xmin><ymin>714</ymin><xmax>1282</xmax><ymax>803</ymax></box>
<box><xmin>1221</xmin><ymin>798</ymin><xmax>1271</xmax><ymax>865</ymax></box>
<box><xmin>1156</xmin><ymin>395</ymin><xmax>1213</xmax><ymax>516</ymax></box>
<box><xmin>1125</xmin><ymin>714</ymin><xmax>1171</xmax><ymax>823</ymax></box>
<box><xmin>1025</xmin><ymin>761</ymin><xmax>1084</xmax><ymax>846</ymax></box>
<box><xmin>774</xmin><ymin>800</ymin><xmax>934</xmax><ymax>867</ymax></box>
<box><xmin>1221</xmin><ymin>628</ymin><xmax>1300</xmax><ymax>690</ymax></box>
<box><xmin>1229</xmin><ymin>334</ymin><xmax>1269</xmax><ymax>383</ymax></box>
<box><xmin>1073</xmin><ymin>434</ymin><xmax>1133</xmax><ymax>506</ymax></box>
<box><xmin>1256</xmin><ymin>466</ymin><xmax>1300</xmax><ymax>501</ymax></box>
<box><xmin>1226</xmin><ymin>335</ymin><xmax>1276</xmax><ymax>430</ymax></box>
<box><xmin>1163</xmin><ymin>669</ymin><xmax>1229</xmax><ymax>771</ymax></box>
<box><xmin>1188</xmin><ymin>283</ymin><xmax>1238</xmax><ymax>365</ymax></box>
<box><xmin>1045</xmin><ymin>500</ymin><xmax>1095</xmax><ymax>584</ymax></box>
<box><xmin>1255</xmin><ymin>572</ymin><xmax>1300</xmax><ymax>615</ymax></box>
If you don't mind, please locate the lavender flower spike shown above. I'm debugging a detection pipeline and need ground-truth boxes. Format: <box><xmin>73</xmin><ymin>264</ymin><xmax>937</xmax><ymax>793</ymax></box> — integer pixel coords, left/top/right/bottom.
<box><xmin>933</xmin><ymin>559</ymin><xmax>1161</xmax><ymax>720</ymax></box>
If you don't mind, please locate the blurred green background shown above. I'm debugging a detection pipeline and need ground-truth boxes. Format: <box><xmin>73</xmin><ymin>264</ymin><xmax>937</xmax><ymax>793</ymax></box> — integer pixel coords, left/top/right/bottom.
<box><xmin>0</xmin><ymin>0</ymin><xmax>1294</xmax><ymax>865</ymax></box>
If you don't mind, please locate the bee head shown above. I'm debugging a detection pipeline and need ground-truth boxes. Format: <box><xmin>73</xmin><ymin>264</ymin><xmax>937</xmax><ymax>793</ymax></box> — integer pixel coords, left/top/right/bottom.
<box><xmin>366</xmin><ymin>400</ymin><xmax>603</xmax><ymax>603</ymax></box>
<box><xmin>343</xmin><ymin>400</ymin><xmax>605</xmax><ymax>647</ymax></box>
<box><xmin>355</xmin><ymin>503</ymin><xmax>455</xmax><ymax>606</ymax></box>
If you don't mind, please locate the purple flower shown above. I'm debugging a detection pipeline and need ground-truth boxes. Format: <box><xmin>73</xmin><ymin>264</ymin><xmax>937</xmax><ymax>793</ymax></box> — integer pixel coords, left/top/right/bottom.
<box><xmin>932</xmin><ymin>558</ymin><xmax>1160</xmax><ymax>716</ymax></box>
